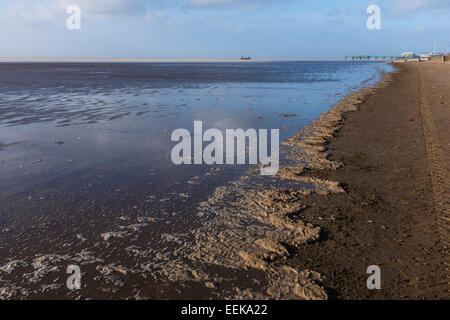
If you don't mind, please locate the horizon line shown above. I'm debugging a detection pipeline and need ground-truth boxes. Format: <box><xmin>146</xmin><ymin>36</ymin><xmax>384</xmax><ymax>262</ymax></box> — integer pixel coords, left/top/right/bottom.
<box><xmin>0</xmin><ymin>57</ymin><xmax>354</xmax><ymax>63</ymax></box>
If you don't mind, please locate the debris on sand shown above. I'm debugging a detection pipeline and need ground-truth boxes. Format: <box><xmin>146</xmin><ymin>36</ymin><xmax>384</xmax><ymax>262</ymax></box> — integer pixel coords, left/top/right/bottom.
<box><xmin>41</xmin><ymin>283</ymin><xmax>62</xmax><ymax>293</ymax></box>
<box><xmin>137</xmin><ymin>216</ymin><xmax>158</xmax><ymax>223</ymax></box>
<box><xmin>266</xmin><ymin>267</ymin><xmax>326</xmax><ymax>299</ymax></box>
<box><xmin>121</xmin><ymin>223</ymin><xmax>147</xmax><ymax>233</ymax></box>
<box><xmin>125</xmin><ymin>245</ymin><xmax>147</xmax><ymax>256</ymax></box>
<box><xmin>23</xmin><ymin>254</ymin><xmax>69</xmax><ymax>284</ymax></box>
<box><xmin>96</xmin><ymin>264</ymin><xmax>131</xmax><ymax>276</ymax></box>
<box><xmin>0</xmin><ymin>285</ymin><xmax>31</xmax><ymax>299</ymax></box>
<box><xmin>32</xmin><ymin>254</ymin><xmax>69</xmax><ymax>270</ymax></box>
<box><xmin>100</xmin><ymin>232</ymin><xmax>127</xmax><ymax>241</ymax></box>
<box><xmin>0</xmin><ymin>260</ymin><xmax>29</xmax><ymax>274</ymax></box>
<box><xmin>76</xmin><ymin>234</ymin><xmax>87</xmax><ymax>242</ymax></box>
<box><xmin>205</xmin><ymin>281</ymin><xmax>218</xmax><ymax>289</ymax></box>
<box><xmin>72</xmin><ymin>249</ymin><xmax>104</xmax><ymax>265</ymax></box>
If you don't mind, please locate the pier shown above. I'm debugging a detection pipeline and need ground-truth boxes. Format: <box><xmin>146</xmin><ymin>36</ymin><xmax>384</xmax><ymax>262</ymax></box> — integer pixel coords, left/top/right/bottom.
<box><xmin>345</xmin><ymin>55</ymin><xmax>402</xmax><ymax>61</ymax></box>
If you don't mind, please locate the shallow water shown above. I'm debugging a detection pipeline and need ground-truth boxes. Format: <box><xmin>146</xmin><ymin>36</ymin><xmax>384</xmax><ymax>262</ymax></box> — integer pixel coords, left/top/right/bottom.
<box><xmin>0</xmin><ymin>61</ymin><xmax>393</xmax><ymax>298</ymax></box>
<box><xmin>0</xmin><ymin>61</ymin><xmax>392</xmax><ymax>194</ymax></box>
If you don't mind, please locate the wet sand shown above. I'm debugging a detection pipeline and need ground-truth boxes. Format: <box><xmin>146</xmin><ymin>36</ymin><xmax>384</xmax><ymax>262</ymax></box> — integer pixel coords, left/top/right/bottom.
<box><xmin>287</xmin><ymin>62</ymin><xmax>449</xmax><ymax>299</ymax></box>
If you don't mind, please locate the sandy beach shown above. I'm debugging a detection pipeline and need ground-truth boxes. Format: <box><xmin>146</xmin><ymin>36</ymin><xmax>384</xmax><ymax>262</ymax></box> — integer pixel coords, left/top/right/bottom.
<box><xmin>285</xmin><ymin>62</ymin><xmax>449</xmax><ymax>299</ymax></box>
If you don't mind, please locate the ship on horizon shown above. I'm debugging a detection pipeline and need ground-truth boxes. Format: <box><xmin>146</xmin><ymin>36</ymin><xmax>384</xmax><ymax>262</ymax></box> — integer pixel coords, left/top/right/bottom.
<box><xmin>240</xmin><ymin>54</ymin><xmax>252</xmax><ymax>60</ymax></box>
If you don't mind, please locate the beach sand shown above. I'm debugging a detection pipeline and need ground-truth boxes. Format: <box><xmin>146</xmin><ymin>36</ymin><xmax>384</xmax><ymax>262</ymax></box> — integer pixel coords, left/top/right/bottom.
<box><xmin>286</xmin><ymin>62</ymin><xmax>449</xmax><ymax>299</ymax></box>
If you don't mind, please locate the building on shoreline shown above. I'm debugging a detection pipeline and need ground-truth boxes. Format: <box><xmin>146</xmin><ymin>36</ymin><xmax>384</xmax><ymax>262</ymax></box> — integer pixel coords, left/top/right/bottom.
<box><xmin>402</xmin><ymin>52</ymin><xmax>415</xmax><ymax>58</ymax></box>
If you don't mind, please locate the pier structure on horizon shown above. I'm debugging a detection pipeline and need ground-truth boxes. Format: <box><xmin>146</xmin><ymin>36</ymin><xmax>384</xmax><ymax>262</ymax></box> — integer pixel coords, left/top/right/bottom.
<box><xmin>345</xmin><ymin>55</ymin><xmax>403</xmax><ymax>61</ymax></box>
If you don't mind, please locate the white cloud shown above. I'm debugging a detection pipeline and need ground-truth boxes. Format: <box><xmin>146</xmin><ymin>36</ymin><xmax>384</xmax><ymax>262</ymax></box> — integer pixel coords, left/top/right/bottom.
<box><xmin>1</xmin><ymin>0</ymin><xmax>295</xmax><ymax>25</ymax></box>
<box><xmin>1</xmin><ymin>0</ymin><xmax>173</xmax><ymax>22</ymax></box>
<box><xmin>0</xmin><ymin>0</ymin><xmax>177</xmax><ymax>29</ymax></box>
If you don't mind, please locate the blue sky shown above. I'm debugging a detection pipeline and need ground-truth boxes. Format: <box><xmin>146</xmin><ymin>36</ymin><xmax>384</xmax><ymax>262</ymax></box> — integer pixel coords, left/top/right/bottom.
<box><xmin>0</xmin><ymin>0</ymin><xmax>449</xmax><ymax>59</ymax></box>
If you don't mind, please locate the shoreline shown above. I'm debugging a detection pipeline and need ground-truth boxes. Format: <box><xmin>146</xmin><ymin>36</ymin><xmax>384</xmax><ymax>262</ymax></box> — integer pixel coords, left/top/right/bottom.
<box><xmin>164</xmin><ymin>61</ymin><xmax>448</xmax><ymax>299</ymax></box>
<box><xmin>138</xmin><ymin>66</ymin><xmax>397</xmax><ymax>299</ymax></box>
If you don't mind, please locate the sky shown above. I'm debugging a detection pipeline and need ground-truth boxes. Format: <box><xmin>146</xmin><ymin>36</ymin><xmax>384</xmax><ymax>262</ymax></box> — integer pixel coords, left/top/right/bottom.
<box><xmin>0</xmin><ymin>0</ymin><xmax>449</xmax><ymax>59</ymax></box>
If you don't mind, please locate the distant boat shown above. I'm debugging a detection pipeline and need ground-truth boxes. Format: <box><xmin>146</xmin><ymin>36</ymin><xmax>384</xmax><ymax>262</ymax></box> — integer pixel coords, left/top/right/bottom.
<box><xmin>240</xmin><ymin>55</ymin><xmax>252</xmax><ymax>60</ymax></box>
